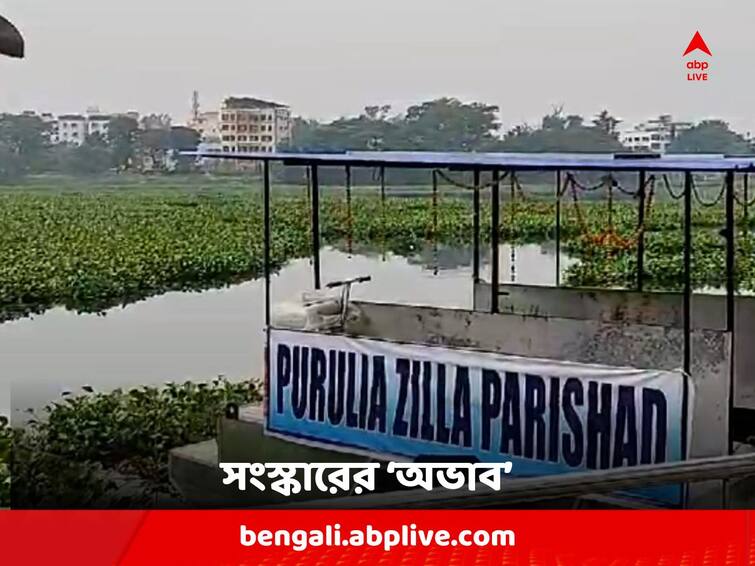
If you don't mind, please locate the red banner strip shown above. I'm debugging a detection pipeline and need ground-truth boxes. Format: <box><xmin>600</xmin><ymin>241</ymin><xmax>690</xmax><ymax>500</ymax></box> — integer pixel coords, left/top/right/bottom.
<box><xmin>0</xmin><ymin>510</ymin><xmax>752</xmax><ymax>565</ymax></box>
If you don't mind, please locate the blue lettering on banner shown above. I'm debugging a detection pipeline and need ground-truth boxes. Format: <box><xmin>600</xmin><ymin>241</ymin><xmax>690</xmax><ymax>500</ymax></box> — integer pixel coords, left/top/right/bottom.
<box><xmin>268</xmin><ymin>329</ymin><xmax>689</xmax><ymax>504</ymax></box>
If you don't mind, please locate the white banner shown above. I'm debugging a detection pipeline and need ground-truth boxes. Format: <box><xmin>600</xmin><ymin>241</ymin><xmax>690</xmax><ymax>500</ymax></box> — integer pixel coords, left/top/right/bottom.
<box><xmin>268</xmin><ymin>329</ymin><xmax>690</xmax><ymax>494</ymax></box>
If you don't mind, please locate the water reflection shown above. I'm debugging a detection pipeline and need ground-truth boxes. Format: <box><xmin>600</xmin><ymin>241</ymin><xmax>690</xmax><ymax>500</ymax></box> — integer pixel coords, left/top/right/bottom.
<box><xmin>0</xmin><ymin>244</ymin><xmax>575</xmax><ymax>418</ymax></box>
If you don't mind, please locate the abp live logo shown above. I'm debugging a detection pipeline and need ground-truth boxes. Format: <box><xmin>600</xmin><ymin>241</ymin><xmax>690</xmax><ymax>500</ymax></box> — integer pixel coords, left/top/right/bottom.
<box><xmin>684</xmin><ymin>31</ymin><xmax>711</xmax><ymax>81</ymax></box>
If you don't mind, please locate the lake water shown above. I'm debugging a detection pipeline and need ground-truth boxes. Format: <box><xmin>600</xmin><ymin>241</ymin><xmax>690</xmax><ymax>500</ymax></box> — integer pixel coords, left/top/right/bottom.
<box><xmin>0</xmin><ymin>243</ymin><xmax>575</xmax><ymax>420</ymax></box>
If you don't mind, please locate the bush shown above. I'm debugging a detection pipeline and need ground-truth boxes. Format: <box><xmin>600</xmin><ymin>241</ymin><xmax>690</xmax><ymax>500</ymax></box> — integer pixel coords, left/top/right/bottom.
<box><xmin>10</xmin><ymin>378</ymin><xmax>260</xmax><ymax>508</ymax></box>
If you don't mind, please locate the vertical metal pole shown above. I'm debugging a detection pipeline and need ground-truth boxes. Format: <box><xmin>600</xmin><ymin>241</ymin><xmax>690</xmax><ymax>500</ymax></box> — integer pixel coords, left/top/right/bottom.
<box><xmin>432</xmin><ymin>170</ymin><xmax>439</xmax><ymax>276</ymax></box>
<box><xmin>555</xmin><ymin>170</ymin><xmax>561</xmax><ymax>287</ymax></box>
<box><xmin>345</xmin><ymin>165</ymin><xmax>353</xmax><ymax>256</ymax></box>
<box><xmin>726</xmin><ymin>171</ymin><xmax>736</xmax><ymax>331</ymax></box>
<box><xmin>683</xmin><ymin>172</ymin><xmax>692</xmax><ymax>376</ymax></box>
<box><xmin>744</xmin><ymin>174</ymin><xmax>750</xmax><ymax>228</ymax></box>
<box><xmin>305</xmin><ymin>167</ymin><xmax>312</xmax><ymax>216</ymax></box>
<box><xmin>263</xmin><ymin>162</ymin><xmax>272</xmax><ymax>327</ymax></box>
<box><xmin>311</xmin><ymin>164</ymin><xmax>321</xmax><ymax>290</ymax></box>
<box><xmin>510</xmin><ymin>172</ymin><xmax>516</xmax><ymax>283</ymax></box>
<box><xmin>637</xmin><ymin>170</ymin><xmax>647</xmax><ymax>292</ymax></box>
<box><xmin>491</xmin><ymin>170</ymin><xmax>500</xmax><ymax>313</ymax></box>
<box><xmin>380</xmin><ymin>166</ymin><xmax>386</xmax><ymax>261</ymax></box>
<box><xmin>682</xmin><ymin>171</ymin><xmax>693</xmax><ymax>469</ymax></box>
<box><xmin>725</xmin><ymin>171</ymin><xmax>736</xmax><ymax>456</ymax></box>
<box><xmin>263</xmin><ymin>160</ymin><xmax>272</xmax><ymax>420</ymax></box>
<box><xmin>380</xmin><ymin>166</ymin><xmax>386</xmax><ymax>203</ymax></box>
<box><xmin>473</xmin><ymin>170</ymin><xmax>481</xmax><ymax>283</ymax></box>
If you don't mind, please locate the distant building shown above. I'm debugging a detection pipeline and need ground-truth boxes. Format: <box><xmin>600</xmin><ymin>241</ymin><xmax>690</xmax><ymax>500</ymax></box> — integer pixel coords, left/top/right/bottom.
<box><xmin>219</xmin><ymin>96</ymin><xmax>291</xmax><ymax>154</ymax></box>
<box><xmin>619</xmin><ymin>115</ymin><xmax>693</xmax><ymax>153</ymax></box>
<box><xmin>192</xmin><ymin>112</ymin><xmax>223</xmax><ymax>161</ymax></box>
<box><xmin>6</xmin><ymin>108</ymin><xmax>147</xmax><ymax>148</ymax></box>
<box><xmin>19</xmin><ymin>111</ymin><xmax>59</xmax><ymax>143</ymax></box>
<box><xmin>188</xmin><ymin>92</ymin><xmax>221</xmax><ymax>149</ymax></box>
<box><xmin>190</xmin><ymin>111</ymin><xmax>220</xmax><ymax>142</ymax></box>
<box><xmin>187</xmin><ymin>93</ymin><xmax>222</xmax><ymax>167</ymax></box>
<box><xmin>46</xmin><ymin>109</ymin><xmax>143</xmax><ymax>146</ymax></box>
<box><xmin>87</xmin><ymin>114</ymin><xmax>111</xmax><ymax>139</ymax></box>
<box><xmin>57</xmin><ymin>114</ymin><xmax>88</xmax><ymax>146</ymax></box>
<box><xmin>40</xmin><ymin>113</ymin><xmax>59</xmax><ymax>144</ymax></box>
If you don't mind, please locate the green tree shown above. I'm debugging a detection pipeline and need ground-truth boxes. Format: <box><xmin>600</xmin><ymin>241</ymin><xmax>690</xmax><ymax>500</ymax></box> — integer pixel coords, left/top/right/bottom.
<box><xmin>287</xmin><ymin>111</ymin><xmax>398</xmax><ymax>152</ymax></box>
<box><xmin>107</xmin><ymin>116</ymin><xmax>139</xmax><ymax>171</ymax></box>
<box><xmin>76</xmin><ymin>134</ymin><xmax>111</xmax><ymax>174</ymax></box>
<box><xmin>288</xmin><ymin>98</ymin><xmax>501</xmax><ymax>153</ymax></box>
<box><xmin>138</xmin><ymin>126</ymin><xmax>198</xmax><ymax>172</ymax></box>
<box><xmin>592</xmin><ymin>109</ymin><xmax>621</xmax><ymax>137</ymax></box>
<box><xmin>667</xmin><ymin>120</ymin><xmax>751</xmax><ymax>154</ymax></box>
<box><xmin>565</xmin><ymin>114</ymin><xmax>585</xmax><ymax>129</ymax></box>
<box><xmin>168</xmin><ymin>126</ymin><xmax>200</xmax><ymax>173</ymax></box>
<box><xmin>0</xmin><ymin>141</ymin><xmax>21</xmax><ymax>183</ymax></box>
<box><xmin>0</xmin><ymin>113</ymin><xmax>50</xmax><ymax>174</ymax></box>
<box><xmin>168</xmin><ymin>126</ymin><xmax>200</xmax><ymax>151</ymax></box>
<box><xmin>363</xmin><ymin>105</ymin><xmax>392</xmax><ymax>122</ymax></box>
<box><xmin>502</xmin><ymin>109</ymin><xmax>624</xmax><ymax>153</ymax></box>
<box><xmin>541</xmin><ymin>106</ymin><xmax>566</xmax><ymax>131</ymax></box>
<box><xmin>399</xmin><ymin>98</ymin><xmax>500</xmax><ymax>151</ymax></box>
<box><xmin>139</xmin><ymin>128</ymin><xmax>171</xmax><ymax>171</ymax></box>
<box><xmin>48</xmin><ymin>133</ymin><xmax>111</xmax><ymax>175</ymax></box>
<box><xmin>140</xmin><ymin>113</ymin><xmax>172</xmax><ymax>131</ymax></box>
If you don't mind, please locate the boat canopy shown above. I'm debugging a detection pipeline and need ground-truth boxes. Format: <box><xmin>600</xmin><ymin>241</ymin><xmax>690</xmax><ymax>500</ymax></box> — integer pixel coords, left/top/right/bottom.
<box><xmin>189</xmin><ymin>149</ymin><xmax>755</xmax><ymax>172</ymax></box>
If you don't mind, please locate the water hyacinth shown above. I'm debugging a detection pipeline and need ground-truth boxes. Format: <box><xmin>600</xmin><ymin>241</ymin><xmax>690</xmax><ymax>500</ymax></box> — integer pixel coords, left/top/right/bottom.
<box><xmin>7</xmin><ymin>378</ymin><xmax>260</xmax><ymax>508</ymax></box>
<box><xmin>1</xmin><ymin>189</ymin><xmax>753</xmax><ymax>323</ymax></box>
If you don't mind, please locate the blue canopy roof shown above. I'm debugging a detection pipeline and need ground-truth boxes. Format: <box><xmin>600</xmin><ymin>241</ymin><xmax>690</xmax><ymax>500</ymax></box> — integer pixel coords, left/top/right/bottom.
<box><xmin>188</xmin><ymin>150</ymin><xmax>755</xmax><ymax>172</ymax></box>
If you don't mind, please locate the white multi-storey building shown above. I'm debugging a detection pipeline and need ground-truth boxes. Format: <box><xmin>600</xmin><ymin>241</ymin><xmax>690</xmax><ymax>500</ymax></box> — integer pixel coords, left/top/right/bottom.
<box><xmin>40</xmin><ymin>113</ymin><xmax>59</xmax><ymax>144</ymax></box>
<box><xmin>195</xmin><ymin>111</ymin><xmax>222</xmax><ymax>155</ymax></box>
<box><xmin>57</xmin><ymin>114</ymin><xmax>88</xmax><ymax>146</ymax></box>
<box><xmin>190</xmin><ymin>111</ymin><xmax>220</xmax><ymax>142</ymax></box>
<box><xmin>10</xmin><ymin>108</ymin><xmax>145</xmax><ymax>146</ymax></box>
<box><xmin>219</xmin><ymin>97</ymin><xmax>292</xmax><ymax>154</ymax></box>
<box><xmin>619</xmin><ymin>115</ymin><xmax>693</xmax><ymax>154</ymax></box>
<box><xmin>51</xmin><ymin>110</ymin><xmax>141</xmax><ymax>145</ymax></box>
<box><xmin>87</xmin><ymin>114</ymin><xmax>111</xmax><ymax>139</ymax></box>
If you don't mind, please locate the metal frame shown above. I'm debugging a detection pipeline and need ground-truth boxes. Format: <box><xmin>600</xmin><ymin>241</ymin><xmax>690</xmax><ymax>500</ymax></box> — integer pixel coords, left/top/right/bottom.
<box><xmin>310</xmin><ymin>165</ymin><xmax>321</xmax><ymax>290</ymax></box>
<box><xmin>682</xmin><ymin>172</ymin><xmax>692</xmax><ymax>473</ymax></box>
<box><xmin>238</xmin><ymin>150</ymin><xmax>748</xmax><ymax>457</ymax></box>
<box><xmin>725</xmin><ymin>171</ymin><xmax>736</xmax><ymax>455</ymax></box>
<box><xmin>636</xmin><ymin>170</ymin><xmax>647</xmax><ymax>292</ymax></box>
<box><xmin>472</xmin><ymin>170</ymin><xmax>481</xmax><ymax>282</ymax></box>
<box><xmin>555</xmin><ymin>170</ymin><xmax>562</xmax><ymax>286</ymax></box>
<box><xmin>263</xmin><ymin>161</ymin><xmax>272</xmax><ymax>417</ymax></box>
<box><xmin>490</xmin><ymin>170</ymin><xmax>500</xmax><ymax>313</ymax></box>
<box><xmin>199</xmin><ymin>149</ymin><xmax>755</xmax><ymax>171</ymax></box>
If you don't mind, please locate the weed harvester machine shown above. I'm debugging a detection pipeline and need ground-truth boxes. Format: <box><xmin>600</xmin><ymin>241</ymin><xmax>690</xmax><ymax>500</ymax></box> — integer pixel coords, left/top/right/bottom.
<box><xmin>172</xmin><ymin>149</ymin><xmax>755</xmax><ymax>509</ymax></box>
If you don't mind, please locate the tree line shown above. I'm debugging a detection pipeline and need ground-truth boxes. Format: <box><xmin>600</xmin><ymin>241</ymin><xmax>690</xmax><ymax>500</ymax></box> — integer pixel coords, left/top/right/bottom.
<box><xmin>1</xmin><ymin>98</ymin><xmax>752</xmax><ymax>184</ymax></box>
<box><xmin>288</xmin><ymin>100</ymin><xmax>751</xmax><ymax>154</ymax></box>
<box><xmin>282</xmin><ymin>100</ymin><xmax>752</xmax><ymax>184</ymax></box>
<box><xmin>0</xmin><ymin>113</ymin><xmax>200</xmax><ymax>182</ymax></box>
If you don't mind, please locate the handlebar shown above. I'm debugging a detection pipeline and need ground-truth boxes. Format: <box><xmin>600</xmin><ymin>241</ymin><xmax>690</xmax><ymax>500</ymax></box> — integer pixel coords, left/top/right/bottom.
<box><xmin>326</xmin><ymin>275</ymin><xmax>372</xmax><ymax>289</ymax></box>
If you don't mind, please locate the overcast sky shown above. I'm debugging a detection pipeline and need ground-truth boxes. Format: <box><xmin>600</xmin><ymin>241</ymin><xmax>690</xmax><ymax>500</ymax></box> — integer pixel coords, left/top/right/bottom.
<box><xmin>1</xmin><ymin>0</ymin><xmax>751</xmax><ymax>134</ymax></box>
